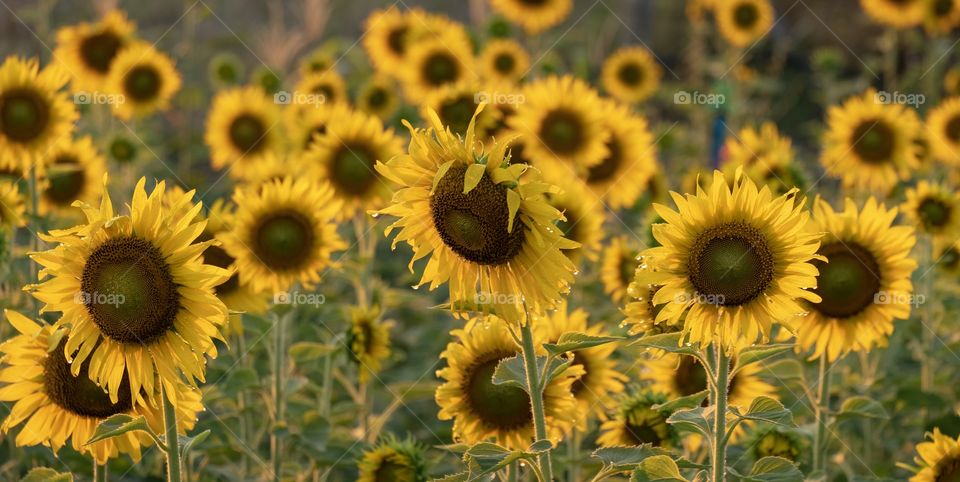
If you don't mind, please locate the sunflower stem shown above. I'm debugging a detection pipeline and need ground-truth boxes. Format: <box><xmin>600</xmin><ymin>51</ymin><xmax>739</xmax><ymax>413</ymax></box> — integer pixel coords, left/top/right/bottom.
<box><xmin>271</xmin><ymin>310</ymin><xmax>287</xmax><ymax>482</ymax></box>
<box><xmin>94</xmin><ymin>462</ymin><xmax>107</xmax><ymax>482</ymax></box>
<box><xmin>520</xmin><ymin>322</ymin><xmax>554</xmax><ymax>482</ymax></box>
<box><xmin>27</xmin><ymin>164</ymin><xmax>39</xmax><ymax>312</ymax></box>
<box><xmin>568</xmin><ymin>426</ymin><xmax>581</xmax><ymax>482</ymax></box>
<box><xmin>709</xmin><ymin>346</ymin><xmax>729</xmax><ymax>482</ymax></box>
<box><xmin>812</xmin><ymin>351</ymin><xmax>832</xmax><ymax>475</ymax></box>
<box><xmin>162</xmin><ymin>384</ymin><xmax>182</xmax><ymax>482</ymax></box>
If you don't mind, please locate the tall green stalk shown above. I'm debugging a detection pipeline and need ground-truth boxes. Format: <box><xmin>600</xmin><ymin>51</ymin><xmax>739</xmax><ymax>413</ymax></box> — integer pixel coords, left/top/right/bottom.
<box><xmin>94</xmin><ymin>463</ymin><xmax>107</xmax><ymax>482</ymax></box>
<box><xmin>271</xmin><ymin>311</ymin><xmax>287</xmax><ymax>482</ymax></box>
<box><xmin>519</xmin><ymin>322</ymin><xmax>553</xmax><ymax>482</ymax></box>
<box><xmin>812</xmin><ymin>352</ymin><xmax>832</xmax><ymax>475</ymax></box>
<box><xmin>162</xmin><ymin>385</ymin><xmax>182</xmax><ymax>482</ymax></box>
<box><xmin>710</xmin><ymin>347</ymin><xmax>730</xmax><ymax>482</ymax></box>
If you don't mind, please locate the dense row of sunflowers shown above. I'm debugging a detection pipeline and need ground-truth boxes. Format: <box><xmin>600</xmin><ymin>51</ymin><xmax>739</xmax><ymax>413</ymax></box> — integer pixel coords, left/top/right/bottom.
<box><xmin>2</xmin><ymin>0</ymin><xmax>960</xmax><ymax>481</ymax></box>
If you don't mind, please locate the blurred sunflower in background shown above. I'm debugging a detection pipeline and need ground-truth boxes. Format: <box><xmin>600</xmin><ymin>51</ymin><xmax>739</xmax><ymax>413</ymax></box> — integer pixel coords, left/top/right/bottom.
<box><xmin>544</xmin><ymin>178</ymin><xmax>605</xmax><ymax>264</ymax></box>
<box><xmin>902</xmin><ymin>181</ymin><xmax>960</xmax><ymax>238</ymax></box>
<box><xmin>104</xmin><ymin>132</ymin><xmax>139</xmax><ymax>165</ymax></box>
<box><xmin>821</xmin><ymin>89</ymin><xmax>921</xmax><ymax>194</ymax></box>
<box><xmin>38</xmin><ymin>136</ymin><xmax>106</xmax><ymax>216</ymax></box>
<box><xmin>479</xmin><ymin>39</ymin><xmax>530</xmax><ymax>85</ymax></box>
<box><xmin>742</xmin><ymin>426</ymin><xmax>806</xmax><ymax>463</ymax></box>
<box><xmin>922</xmin><ymin>0</ymin><xmax>960</xmax><ymax>33</ymax></box>
<box><xmin>935</xmin><ymin>240</ymin><xmax>960</xmax><ymax>276</ymax></box>
<box><xmin>28</xmin><ymin>178</ymin><xmax>230</xmax><ymax>405</ymax></box>
<box><xmin>490</xmin><ymin>0</ymin><xmax>573</xmax><ymax>34</ymax></box>
<box><xmin>601</xmin><ymin>235</ymin><xmax>641</xmax><ymax>304</ymax></box>
<box><xmin>722</xmin><ymin>122</ymin><xmax>793</xmax><ymax>174</ymax></box>
<box><xmin>287</xmin><ymin>104</ymin><xmax>335</xmax><ymax>155</ymax></box>
<box><xmin>714</xmin><ymin>0</ymin><xmax>775</xmax><ymax>47</ymax></box>
<box><xmin>795</xmin><ymin>198</ymin><xmax>916</xmax><ymax>361</ymax></box>
<box><xmin>601</xmin><ymin>47</ymin><xmax>662</xmax><ymax>104</ymax></box>
<box><xmin>0</xmin><ymin>181</ymin><xmax>25</xmax><ymax>230</ymax></box>
<box><xmin>207</xmin><ymin>52</ymin><xmax>244</xmax><ymax>89</ymax></box>
<box><xmin>861</xmin><ymin>0</ymin><xmax>925</xmax><ymax>28</ymax></box>
<box><xmin>907</xmin><ymin>428</ymin><xmax>960</xmax><ymax>482</ymax></box>
<box><xmin>356</xmin><ymin>75</ymin><xmax>400</xmax><ymax>120</ymax></box>
<box><xmin>297</xmin><ymin>47</ymin><xmax>335</xmax><ymax>77</ymax></box>
<box><xmin>54</xmin><ymin>10</ymin><xmax>136</xmax><ymax>91</ymax></box>
<box><xmin>357</xmin><ymin>436</ymin><xmax>429</xmax><ymax>482</ymax></box>
<box><xmin>643</xmin><ymin>353</ymin><xmax>777</xmax><ymax>413</ymax></box>
<box><xmin>294</xmin><ymin>69</ymin><xmax>348</xmax><ymax>107</ymax></box>
<box><xmin>346</xmin><ymin>305</ymin><xmax>393</xmax><ymax>384</ymax></box>
<box><xmin>435</xmin><ymin>316</ymin><xmax>582</xmax><ymax>450</ymax></box>
<box><xmin>421</xmin><ymin>82</ymin><xmax>499</xmax><ymax>139</ymax></box>
<box><xmin>399</xmin><ymin>36</ymin><xmax>475</xmax><ymax>103</ymax></box>
<box><xmin>926</xmin><ymin>96</ymin><xmax>960</xmax><ymax>166</ymax></box>
<box><xmin>0</xmin><ymin>310</ymin><xmax>203</xmax><ymax>464</ymax></box>
<box><xmin>223</xmin><ymin>176</ymin><xmax>346</xmax><ymax>294</ymax></box>
<box><xmin>597</xmin><ymin>390</ymin><xmax>678</xmax><ymax>448</ymax></box>
<box><xmin>206</xmin><ymin>85</ymin><xmax>284</xmax><ymax>179</ymax></box>
<box><xmin>105</xmin><ymin>43</ymin><xmax>181</xmax><ymax>120</ymax></box>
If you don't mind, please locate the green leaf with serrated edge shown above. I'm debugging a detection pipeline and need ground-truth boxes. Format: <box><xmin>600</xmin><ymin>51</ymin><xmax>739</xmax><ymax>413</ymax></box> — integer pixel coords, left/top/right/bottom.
<box><xmin>629</xmin><ymin>455</ymin><xmax>688</xmax><ymax>482</ymax></box>
<box><xmin>727</xmin><ymin>456</ymin><xmax>803</xmax><ymax>482</ymax></box>
<box><xmin>733</xmin><ymin>345</ymin><xmax>793</xmax><ymax>374</ymax></box>
<box><xmin>436</xmin><ymin>443</ymin><xmax>472</xmax><ymax>454</ymax></box>
<box><xmin>653</xmin><ymin>390</ymin><xmax>708</xmax><ymax>412</ymax></box>
<box><xmin>544</xmin><ymin>332</ymin><xmax>623</xmax><ymax>356</ymax></box>
<box><xmin>543</xmin><ymin>356</ymin><xmax>573</xmax><ymax>387</ymax></box>
<box><xmin>491</xmin><ymin>356</ymin><xmax>527</xmax><ymax>391</ymax></box>
<box><xmin>463</xmin><ymin>442</ymin><xmax>534</xmax><ymax>477</ymax></box>
<box><xmin>432</xmin><ymin>473</ymin><xmax>470</xmax><ymax>482</ymax></box>
<box><xmin>736</xmin><ymin>396</ymin><xmax>795</xmax><ymax>426</ymax></box>
<box><xmin>21</xmin><ymin>468</ymin><xmax>73</xmax><ymax>482</ymax></box>
<box><xmin>836</xmin><ymin>396</ymin><xmax>889</xmax><ymax>421</ymax></box>
<box><xmin>528</xmin><ymin>439</ymin><xmax>553</xmax><ymax>453</ymax></box>
<box><xmin>666</xmin><ymin>407</ymin><xmax>713</xmax><ymax>438</ymax></box>
<box><xmin>591</xmin><ymin>445</ymin><xmax>674</xmax><ymax>472</ymax></box>
<box><xmin>630</xmin><ymin>333</ymin><xmax>701</xmax><ymax>357</ymax></box>
<box><xmin>762</xmin><ymin>359</ymin><xmax>805</xmax><ymax>380</ymax></box>
<box><xmin>86</xmin><ymin>414</ymin><xmax>152</xmax><ymax>445</ymax></box>
<box><xmin>180</xmin><ymin>429</ymin><xmax>211</xmax><ymax>456</ymax></box>
<box><xmin>289</xmin><ymin>341</ymin><xmax>337</xmax><ymax>363</ymax></box>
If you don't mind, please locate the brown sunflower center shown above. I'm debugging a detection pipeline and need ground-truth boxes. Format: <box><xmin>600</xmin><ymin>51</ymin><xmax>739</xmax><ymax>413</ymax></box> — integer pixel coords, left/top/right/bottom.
<box><xmin>755</xmin><ymin>432</ymin><xmax>799</xmax><ymax>461</ymax></box>
<box><xmin>430</xmin><ymin>164</ymin><xmax>526</xmax><ymax>265</ymax></box>
<box><xmin>945</xmin><ymin>116</ymin><xmax>960</xmax><ymax>143</ymax></box>
<box><xmin>494</xmin><ymin>53</ymin><xmax>516</xmax><ymax>74</ymax></box>
<box><xmin>624</xmin><ymin>405</ymin><xmax>669</xmax><ymax>446</ymax></box>
<box><xmin>252</xmin><ymin>210</ymin><xmax>315</xmax><ymax>271</ymax></box>
<box><xmin>311</xmin><ymin>83</ymin><xmax>336</xmax><ymax>104</ymax></box>
<box><xmin>374</xmin><ymin>459</ymin><xmax>415</xmax><ymax>482</ymax></box>
<box><xmin>387</xmin><ymin>26</ymin><xmax>409</xmax><ymax>55</ymax></box>
<box><xmin>466</xmin><ymin>354</ymin><xmax>531</xmax><ymax>430</ymax></box>
<box><xmin>422</xmin><ymin>51</ymin><xmax>459</xmax><ymax>87</ymax></box>
<box><xmin>109</xmin><ymin>137</ymin><xmax>137</xmax><ymax>163</ymax></box>
<box><xmin>539</xmin><ymin>109</ymin><xmax>585</xmax><ymax>155</ymax></box>
<box><xmin>811</xmin><ymin>241</ymin><xmax>882</xmax><ymax>319</ymax></box>
<box><xmin>229</xmin><ymin>114</ymin><xmax>267</xmax><ymax>153</ymax></box>
<box><xmin>619</xmin><ymin>252</ymin><xmax>637</xmax><ymax>287</ymax></box>
<box><xmin>0</xmin><ymin>88</ymin><xmax>50</xmax><ymax>143</ymax></box>
<box><xmin>123</xmin><ymin>65</ymin><xmax>161</xmax><ymax>102</ymax></box>
<box><xmin>733</xmin><ymin>2</ymin><xmax>760</xmax><ymax>28</ymax></box>
<box><xmin>43</xmin><ymin>339</ymin><xmax>133</xmax><ymax>419</ymax></box>
<box><xmin>934</xmin><ymin>0</ymin><xmax>955</xmax><ymax>16</ymax></box>
<box><xmin>936</xmin><ymin>456</ymin><xmax>960</xmax><ymax>482</ymax></box>
<box><xmin>851</xmin><ymin>120</ymin><xmax>895</xmax><ymax>163</ymax></box>
<box><xmin>687</xmin><ymin>222</ymin><xmax>774</xmax><ymax>306</ymax></box>
<box><xmin>587</xmin><ymin>137</ymin><xmax>623</xmax><ymax>183</ymax></box>
<box><xmin>330</xmin><ymin>144</ymin><xmax>378</xmax><ymax>196</ymax></box>
<box><xmin>438</xmin><ymin>95</ymin><xmax>477</xmax><ymax>136</ymax></box>
<box><xmin>617</xmin><ymin>62</ymin><xmax>644</xmax><ymax>86</ymax></box>
<box><xmin>80</xmin><ymin>31</ymin><xmax>123</xmax><ymax>73</ymax></box>
<box><xmin>202</xmin><ymin>244</ymin><xmax>240</xmax><ymax>296</ymax></box>
<box><xmin>43</xmin><ymin>156</ymin><xmax>85</xmax><ymax>206</ymax></box>
<box><xmin>918</xmin><ymin>197</ymin><xmax>952</xmax><ymax>229</ymax></box>
<box><xmin>367</xmin><ymin>88</ymin><xmax>389</xmax><ymax>108</ymax></box>
<box><xmin>81</xmin><ymin>236</ymin><xmax>180</xmax><ymax>344</ymax></box>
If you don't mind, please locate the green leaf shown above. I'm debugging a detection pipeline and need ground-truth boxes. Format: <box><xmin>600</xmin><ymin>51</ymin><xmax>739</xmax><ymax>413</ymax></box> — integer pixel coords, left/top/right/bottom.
<box><xmin>289</xmin><ymin>341</ymin><xmax>337</xmax><ymax>363</ymax></box>
<box><xmin>630</xmin><ymin>455</ymin><xmax>687</xmax><ymax>482</ymax></box>
<box><xmin>464</xmin><ymin>442</ymin><xmax>525</xmax><ymax>476</ymax></box>
<box><xmin>730</xmin><ymin>456</ymin><xmax>803</xmax><ymax>482</ymax></box>
<box><xmin>293</xmin><ymin>413</ymin><xmax>330</xmax><ymax>456</ymax></box>
<box><xmin>735</xmin><ymin>396</ymin><xmax>794</xmax><ymax>426</ymax></box>
<box><xmin>654</xmin><ymin>390</ymin><xmax>708</xmax><ymax>412</ymax></box>
<box><xmin>86</xmin><ymin>414</ymin><xmax>152</xmax><ymax>445</ymax></box>
<box><xmin>21</xmin><ymin>468</ymin><xmax>73</xmax><ymax>482</ymax></box>
<box><xmin>836</xmin><ymin>396</ymin><xmax>889</xmax><ymax>421</ymax></box>
<box><xmin>591</xmin><ymin>445</ymin><xmax>673</xmax><ymax>472</ymax></box>
<box><xmin>179</xmin><ymin>429</ymin><xmax>210</xmax><ymax>457</ymax></box>
<box><xmin>222</xmin><ymin>366</ymin><xmax>260</xmax><ymax>397</ymax></box>
<box><xmin>666</xmin><ymin>407</ymin><xmax>713</xmax><ymax>438</ymax></box>
<box><xmin>491</xmin><ymin>356</ymin><xmax>527</xmax><ymax>391</ymax></box>
<box><xmin>528</xmin><ymin>439</ymin><xmax>553</xmax><ymax>453</ymax></box>
<box><xmin>630</xmin><ymin>333</ymin><xmax>701</xmax><ymax>357</ymax></box>
<box><xmin>762</xmin><ymin>359</ymin><xmax>805</xmax><ymax>380</ymax></box>
<box><xmin>544</xmin><ymin>332</ymin><xmax>623</xmax><ymax>356</ymax></box>
<box><xmin>734</xmin><ymin>345</ymin><xmax>794</xmax><ymax>374</ymax></box>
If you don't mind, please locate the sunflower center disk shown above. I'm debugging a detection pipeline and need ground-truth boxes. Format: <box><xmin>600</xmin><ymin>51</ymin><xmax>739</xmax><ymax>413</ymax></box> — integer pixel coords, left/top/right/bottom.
<box><xmin>124</xmin><ymin>66</ymin><xmax>161</xmax><ymax>101</ymax></box>
<box><xmin>467</xmin><ymin>356</ymin><xmax>531</xmax><ymax>430</ymax></box>
<box><xmin>80</xmin><ymin>32</ymin><xmax>123</xmax><ymax>73</ymax></box>
<box><xmin>946</xmin><ymin>116</ymin><xmax>960</xmax><ymax>142</ymax></box>
<box><xmin>110</xmin><ymin>138</ymin><xmax>136</xmax><ymax>162</ymax></box>
<box><xmin>569</xmin><ymin>352</ymin><xmax>589</xmax><ymax>396</ymax></box>
<box><xmin>253</xmin><ymin>211</ymin><xmax>315</xmax><ymax>271</ymax></box>
<box><xmin>81</xmin><ymin>236</ymin><xmax>181</xmax><ymax>344</ymax></box>
<box><xmin>811</xmin><ymin>242</ymin><xmax>882</xmax><ymax>319</ymax></box>
<box><xmin>617</xmin><ymin>63</ymin><xmax>643</xmax><ymax>86</ymax></box>
<box><xmin>375</xmin><ymin>460</ymin><xmax>415</xmax><ymax>481</ymax></box>
<box><xmin>539</xmin><ymin>109</ymin><xmax>585</xmax><ymax>155</ymax></box>
<box><xmin>439</xmin><ymin>96</ymin><xmax>476</xmax><ymax>136</ymax></box>
<box><xmin>936</xmin><ymin>457</ymin><xmax>960</xmax><ymax>482</ymax></box>
<box><xmin>494</xmin><ymin>53</ymin><xmax>516</xmax><ymax>74</ymax></box>
<box><xmin>202</xmin><ymin>243</ymin><xmax>240</xmax><ymax>295</ymax></box>
<box><xmin>0</xmin><ymin>89</ymin><xmax>50</xmax><ymax>142</ymax></box>
<box><xmin>734</xmin><ymin>3</ymin><xmax>760</xmax><ymax>28</ymax></box>
<box><xmin>44</xmin><ymin>158</ymin><xmax>85</xmax><ymax>205</ymax></box>
<box><xmin>934</xmin><ymin>0</ymin><xmax>954</xmax><ymax>16</ymax></box>
<box><xmin>387</xmin><ymin>27</ymin><xmax>408</xmax><ymax>55</ymax></box>
<box><xmin>430</xmin><ymin>164</ymin><xmax>525</xmax><ymax>265</ymax></box>
<box><xmin>688</xmin><ymin>222</ymin><xmax>774</xmax><ymax>306</ymax></box>
<box><xmin>919</xmin><ymin>198</ymin><xmax>951</xmax><ymax>229</ymax></box>
<box><xmin>851</xmin><ymin>120</ymin><xmax>895</xmax><ymax>163</ymax></box>
<box><xmin>367</xmin><ymin>88</ymin><xmax>388</xmax><ymax>108</ymax></box>
<box><xmin>423</xmin><ymin>52</ymin><xmax>458</xmax><ymax>86</ymax></box>
<box><xmin>625</xmin><ymin>407</ymin><xmax>668</xmax><ymax>446</ymax></box>
<box><xmin>43</xmin><ymin>339</ymin><xmax>133</xmax><ymax>419</ymax></box>
<box><xmin>332</xmin><ymin>146</ymin><xmax>377</xmax><ymax>195</ymax></box>
<box><xmin>587</xmin><ymin>138</ymin><xmax>622</xmax><ymax>183</ymax></box>
<box><xmin>229</xmin><ymin>114</ymin><xmax>267</xmax><ymax>153</ymax></box>
<box><xmin>619</xmin><ymin>254</ymin><xmax>637</xmax><ymax>287</ymax></box>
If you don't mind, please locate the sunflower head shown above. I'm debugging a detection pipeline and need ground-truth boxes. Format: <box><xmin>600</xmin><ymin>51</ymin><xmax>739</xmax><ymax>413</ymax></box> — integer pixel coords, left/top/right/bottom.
<box><xmin>106</xmin><ymin>43</ymin><xmax>181</xmax><ymax>120</ymax></box>
<box><xmin>205</xmin><ymin>86</ymin><xmax>283</xmax><ymax>178</ymax></box>
<box><xmin>480</xmin><ymin>39</ymin><xmax>531</xmax><ymax>84</ymax></box>
<box><xmin>356</xmin><ymin>75</ymin><xmax>400</xmax><ymax>120</ymax></box>
<box><xmin>358</xmin><ymin>436</ymin><xmax>429</xmax><ymax>482</ymax></box>
<box><xmin>908</xmin><ymin>428</ymin><xmax>960</xmax><ymax>482</ymax></box>
<box><xmin>489</xmin><ymin>0</ymin><xmax>573</xmax><ymax>34</ymax></box>
<box><xmin>861</xmin><ymin>0</ymin><xmax>925</xmax><ymax>28</ymax></box>
<box><xmin>0</xmin><ymin>180</ymin><xmax>26</xmax><ymax>229</ymax></box>
<box><xmin>715</xmin><ymin>0</ymin><xmax>775</xmax><ymax>47</ymax></box>
<box><xmin>597</xmin><ymin>390</ymin><xmax>678</xmax><ymax>448</ymax></box>
<box><xmin>601</xmin><ymin>47</ymin><xmax>662</xmax><ymax>103</ymax></box>
<box><xmin>743</xmin><ymin>426</ymin><xmax>806</xmax><ymax>463</ymax></box>
<box><xmin>251</xmin><ymin>66</ymin><xmax>283</xmax><ymax>94</ymax></box>
<box><xmin>346</xmin><ymin>305</ymin><xmax>394</xmax><ymax>384</ymax></box>
<box><xmin>927</xmin><ymin>96</ymin><xmax>960</xmax><ymax>166</ymax></box>
<box><xmin>54</xmin><ymin>10</ymin><xmax>136</xmax><ymax>90</ymax></box>
<box><xmin>399</xmin><ymin>36</ymin><xmax>475</xmax><ymax>103</ymax></box>
<box><xmin>902</xmin><ymin>181</ymin><xmax>960</xmax><ymax>236</ymax></box>
<box><xmin>208</xmin><ymin>52</ymin><xmax>244</xmax><ymax>88</ymax></box>
<box><xmin>601</xmin><ymin>235</ymin><xmax>641</xmax><ymax>304</ymax></box>
<box><xmin>39</xmin><ymin>136</ymin><xmax>106</xmax><ymax>216</ymax></box>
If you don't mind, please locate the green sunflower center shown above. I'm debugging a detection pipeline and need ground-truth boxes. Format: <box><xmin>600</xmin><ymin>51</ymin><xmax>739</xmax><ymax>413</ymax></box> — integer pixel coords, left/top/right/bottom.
<box><xmin>617</xmin><ymin>62</ymin><xmax>644</xmax><ymax>86</ymax></box>
<box><xmin>430</xmin><ymin>164</ymin><xmax>526</xmax><ymax>265</ymax></box>
<box><xmin>80</xmin><ymin>31</ymin><xmax>123</xmax><ymax>73</ymax></box>
<box><xmin>81</xmin><ymin>236</ymin><xmax>180</xmax><ymax>344</ymax></box>
<box><xmin>0</xmin><ymin>88</ymin><xmax>50</xmax><ymax>143</ymax></box>
<box><xmin>624</xmin><ymin>405</ymin><xmax>669</xmax><ymax>446</ymax></box>
<box><xmin>687</xmin><ymin>222</ymin><xmax>775</xmax><ymax>306</ymax></box>
<box><xmin>466</xmin><ymin>355</ymin><xmax>532</xmax><ymax>430</ymax></box>
<box><xmin>811</xmin><ymin>242</ymin><xmax>882</xmax><ymax>319</ymax></box>
<box><xmin>494</xmin><ymin>53</ymin><xmax>516</xmax><ymax>74</ymax></box>
<box><xmin>123</xmin><ymin>65</ymin><xmax>162</xmax><ymax>102</ymax></box>
<box><xmin>109</xmin><ymin>137</ymin><xmax>137</xmax><ymax>163</ymax></box>
<box><xmin>422</xmin><ymin>51</ymin><xmax>459</xmax><ymax>87</ymax></box>
<box><xmin>438</xmin><ymin>96</ymin><xmax>477</xmax><ymax>136</ymax></box>
<box><xmin>253</xmin><ymin>210</ymin><xmax>315</xmax><ymax>271</ymax></box>
<box><xmin>43</xmin><ymin>156</ymin><xmax>85</xmax><ymax>206</ymax></box>
<box><xmin>936</xmin><ymin>456</ymin><xmax>960</xmax><ymax>482</ymax></box>
<box><xmin>918</xmin><ymin>197</ymin><xmax>952</xmax><ymax>229</ymax></box>
<box><xmin>367</xmin><ymin>88</ymin><xmax>389</xmax><ymax>108</ymax></box>
<box><xmin>539</xmin><ymin>109</ymin><xmax>585</xmax><ymax>155</ymax></box>
<box><xmin>331</xmin><ymin>144</ymin><xmax>378</xmax><ymax>196</ymax></box>
<box><xmin>945</xmin><ymin>115</ymin><xmax>960</xmax><ymax>143</ymax></box>
<box><xmin>229</xmin><ymin>114</ymin><xmax>267</xmax><ymax>153</ymax></box>
<box><xmin>934</xmin><ymin>0</ymin><xmax>954</xmax><ymax>16</ymax></box>
<box><xmin>733</xmin><ymin>3</ymin><xmax>760</xmax><ymax>28</ymax></box>
<box><xmin>587</xmin><ymin>137</ymin><xmax>623</xmax><ymax>183</ymax></box>
<box><xmin>387</xmin><ymin>26</ymin><xmax>409</xmax><ymax>55</ymax></box>
<box><xmin>374</xmin><ymin>459</ymin><xmax>416</xmax><ymax>482</ymax></box>
<box><xmin>851</xmin><ymin>120</ymin><xmax>895</xmax><ymax>164</ymax></box>
<box><xmin>43</xmin><ymin>339</ymin><xmax>133</xmax><ymax>419</ymax></box>
<box><xmin>214</xmin><ymin>61</ymin><xmax>240</xmax><ymax>84</ymax></box>
<box><xmin>202</xmin><ymin>243</ymin><xmax>239</xmax><ymax>296</ymax></box>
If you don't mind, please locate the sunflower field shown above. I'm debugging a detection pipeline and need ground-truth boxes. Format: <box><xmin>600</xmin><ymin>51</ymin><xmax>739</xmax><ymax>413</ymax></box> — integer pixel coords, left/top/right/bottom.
<box><xmin>2</xmin><ymin>0</ymin><xmax>960</xmax><ymax>481</ymax></box>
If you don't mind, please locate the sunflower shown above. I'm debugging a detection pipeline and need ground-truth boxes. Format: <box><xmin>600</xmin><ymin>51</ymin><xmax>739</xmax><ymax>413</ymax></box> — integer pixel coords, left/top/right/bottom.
<box><xmin>363</xmin><ymin>8</ymin><xmax>469</xmax><ymax>76</ymax></box>
<box><xmin>935</xmin><ymin>240</ymin><xmax>960</xmax><ymax>275</ymax></box>
<box><xmin>820</xmin><ymin>89</ymin><xmax>921</xmax><ymax>194</ymax></box>
<box><xmin>923</xmin><ymin>0</ymin><xmax>960</xmax><ymax>33</ymax></box>
<box><xmin>251</xmin><ymin>66</ymin><xmax>282</xmax><ymax>95</ymax></box>
<box><xmin>357</xmin><ymin>437</ymin><xmax>429</xmax><ymax>482</ymax></box>
<box><xmin>207</xmin><ymin>52</ymin><xmax>244</xmax><ymax>89</ymax></box>
<box><xmin>205</xmin><ymin>86</ymin><xmax>284</xmax><ymax>179</ymax></box>
<box><xmin>374</xmin><ymin>106</ymin><xmax>578</xmax><ymax>322</ymax></box>
<box><xmin>509</xmin><ymin>75</ymin><xmax>610</xmax><ymax>171</ymax></box>
<box><xmin>634</xmin><ymin>170</ymin><xmax>822</xmax><ymax>350</ymax></box>
<box><xmin>222</xmin><ymin>176</ymin><xmax>346</xmax><ymax>294</ymax></box>
<box><xmin>722</xmin><ymin>122</ymin><xmax>793</xmax><ymax>174</ymax></box>
<box><xmin>27</xmin><ymin>177</ymin><xmax>230</xmax><ymax>406</ymax></box>
<box><xmin>0</xmin><ymin>310</ymin><xmax>203</xmax><ymax>464</ymax></box>
<box><xmin>861</xmin><ymin>0</ymin><xmax>925</xmax><ymax>28</ymax></box>
<box><xmin>795</xmin><ymin>197</ymin><xmax>916</xmax><ymax>361</ymax></box>
<box><xmin>234</xmin><ymin>151</ymin><xmax>301</xmax><ymax>189</ymax></box>
<box><xmin>399</xmin><ymin>36</ymin><xmax>475</xmax><ymax>103</ymax></box>
<box><xmin>489</xmin><ymin>0</ymin><xmax>573</xmax><ymax>34</ymax></box>
<box><xmin>742</xmin><ymin>426</ymin><xmax>806</xmax><ymax>463</ymax></box>
<box><xmin>714</xmin><ymin>0</ymin><xmax>775</xmax><ymax>47</ymax></box>
<box><xmin>643</xmin><ymin>353</ymin><xmax>777</xmax><ymax>414</ymax></box>
<box><xmin>544</xmin><ymin>177</ymin><xmax>605</xmax><ymax>264</ymax></box>
<box><xmin>356</xmin><ymin>75</ymin><xmax>400</xmax><ymax>120</ymax></box>
<box><xmin>37</xmin><ymin>136</ymin><xmax>106</xmax><ymax>217</ymax></box>
<box><xmin>908</xmin><ymin>428</ymin><xmax>960</xmax><ymax>482</ymax></box>
<box><xmin>601</xmin><ymin>236</ymin><xmax>642</xmax><ymax>304</ymax></box>
<box><xmin>53</xmin><ymin>10</ymin><xmax>137</xmax><ymax>92</ymax></box>
<box><xmin>421</xmin><ymin>82</ymin><xmax>500</xmax><ymax>141</ymax></box>
<box><xmin>104</xmin><ymin>132</ymin><xmax>139</xmax><ymax>165</ymax></box>
<box><xmin>293</xmin><ymin>69</ymin><xmax>348</xmax><ymax>108</ymax></box>
<box><xmin>601</xmin><ymin>47</ymin><xmax>662</xmax><ymax>104</ymax></box>
<box><xmin>435</xmin><ymin>315</ymin><xmax>582</xmax><ymax>450</ymax></box>
<box><xmin>297</xmin><ymin>47</ymin><xmax>335</xmax><ymax>78</ymax></box>
<box><xmin>0</xmin><ymin>180</ymin><xmax>25</xmax><ymax>230</ymax></box>
<box><xmin>533</xmin><ymin>306</ymin><xmax>626</xmax><ymax>422</ymax></box>
<box><xmin>346</xmin><ymin>305</ymin><xmax>393</xmax><ymax>384</ymax></box>
<box><xmin>597</xmin><ymin>390</ymin><xmax>679</xmax><ymax>448</ymax></box>
<box><xmin>287</xmin><ymin>103</ymin><xmax>335</xmax><ymax>155</ymax></box>
<box><xmin>902</xmin><ymin>181</ymin><xmax>960</xmax><ymax>238</ymax></box>
<box><xmin>926</xmin><ymin>96</ymin><xmax>960</xmax><ymax>166</ymax></box>
<box><xmin>301</xmin><ymin>105</ymin><xmax>403</xmax><ymax>220</ymax></box>
<box><xmin>946</xmin><ymin>68</ymin><xmax>960</xmax><ymax>97</ymax></box>
<box><xmin>480</xmin><ymin>39</ymin><xmax>530</xmax><ymax>85</ymax></box>
<box><xmin>105</xmin><ymin>43</ymin><xmax>181</xmax><ymax>120</ymax></box>
<box><xmin>0</xmin><ymin>57</ymin><xmax>77</xmax><ymax>170</ymax></box>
